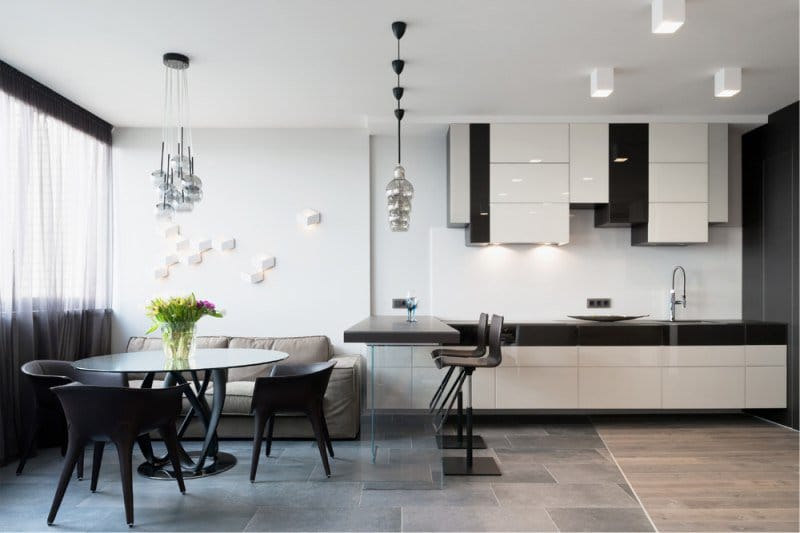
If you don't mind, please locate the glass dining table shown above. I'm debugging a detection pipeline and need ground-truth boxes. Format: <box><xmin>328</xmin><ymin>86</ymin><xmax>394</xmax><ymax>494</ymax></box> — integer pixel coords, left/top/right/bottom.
<box><xmin>72</xmin><ymin>348</ymin><xmax>288</xmax><ymax>479</ymax></box>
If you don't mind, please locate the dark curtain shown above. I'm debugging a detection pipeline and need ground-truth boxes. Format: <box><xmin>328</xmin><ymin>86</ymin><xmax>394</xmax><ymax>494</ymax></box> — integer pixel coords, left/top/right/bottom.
<box><xmin>0</xmin><ymin>310</ymin><xmax>112</xmax><ymax>465</ymax></box>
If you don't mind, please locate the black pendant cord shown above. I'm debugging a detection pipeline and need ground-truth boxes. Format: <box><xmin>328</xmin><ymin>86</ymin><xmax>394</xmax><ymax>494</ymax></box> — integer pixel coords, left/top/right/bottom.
<box><xmin>392</xmin><ymin>21</ymin><xmax>406</xmax><ymax>167</ymax></box>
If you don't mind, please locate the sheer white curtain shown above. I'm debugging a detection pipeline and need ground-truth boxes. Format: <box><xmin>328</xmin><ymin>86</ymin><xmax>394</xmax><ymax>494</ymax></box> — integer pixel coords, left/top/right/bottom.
<box><xmin>0</xmin><ymin>88</ymin><xmax>112</xmax><ymax>464</ymax></box>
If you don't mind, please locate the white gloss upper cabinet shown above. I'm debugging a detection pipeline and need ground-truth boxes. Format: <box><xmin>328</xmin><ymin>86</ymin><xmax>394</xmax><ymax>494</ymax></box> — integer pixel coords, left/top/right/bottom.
<box><xmin>649</xmin><ymin>163</ymin><xmax>709</xmax><ymax>203</ymax></box>
<box><xmin>708</xmin><ymin>123</ymin><xmax>729</xmax><ymax>224</ymax></box>
<box><xmin>649</xmin><ymin>123</ymin><xmax>709</xmax><ymax>163</ymax></box>
<box><xmin>447</xmin><ymin>124</ymin><xmax>470</xmax><ymax>227</ymax></box>
<box><xmin>646</xmin><ymin>203</ymin><xmax>709</xmax><ymax>243</ymax></box>
<box><xmin>490</xmin><ymin>203</ymin><xmax>570</xmax><ymax>244</ymax></box>
<box><xmin>490</xmin><ymin>164</ymin><xmax>569</xmax><ymax>203</ymax></box>
<box><xmin>490</xmin><ymin>124</ymin><xmax>569</xmax><ymax>163</ymax></box>
<box><xmin>569</xmin><ymin>123</ymin><xmax>609</xmax><ymax>203</ymax></box>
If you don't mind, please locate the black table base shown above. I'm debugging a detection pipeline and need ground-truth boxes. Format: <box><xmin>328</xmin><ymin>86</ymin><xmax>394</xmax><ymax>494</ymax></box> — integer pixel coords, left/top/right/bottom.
<box><xmin>137</xmin><ymin>368</ymin><xmax>234</xmax><ymax>479</ymax></box>
<box><xmin>137</xmin><ymin>451</ymin><xmax>236</xmax><ymax>480</ymax></box>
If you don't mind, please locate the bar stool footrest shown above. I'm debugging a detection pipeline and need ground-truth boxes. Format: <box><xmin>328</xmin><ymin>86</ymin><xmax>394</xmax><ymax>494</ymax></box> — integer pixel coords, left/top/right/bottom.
<box><xmin>442</xmin><ymin>456</ymin><xmax>501</xmax><ymax>476</ymax></box>
<box><xmin>436</xmin><ymin>434</ymin><xmax>487</xmax><ymax>450</ymax></box>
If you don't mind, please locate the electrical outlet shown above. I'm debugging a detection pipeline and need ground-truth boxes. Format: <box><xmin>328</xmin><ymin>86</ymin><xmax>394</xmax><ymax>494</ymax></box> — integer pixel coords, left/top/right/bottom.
<box><xmin>392</xmin><ymin>298</ymin><xmax>407</xmax><ymax>309</ymax></box>
<box><xmin>587</xmin><ymin>298</ymin><xmax>612</xmax><ymax>309</ymax></box>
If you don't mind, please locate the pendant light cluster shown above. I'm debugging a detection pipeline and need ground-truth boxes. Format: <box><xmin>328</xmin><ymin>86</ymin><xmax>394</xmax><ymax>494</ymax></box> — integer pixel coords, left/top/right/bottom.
<box><xmin>385</xmin><ymin>21</ymin><xmax>414</xmax><ymax>232</ymax></box>
<box><xmin>151</xmin><ymin>53</ymin><xmax>203</xmax><ymax>220</ymax></box>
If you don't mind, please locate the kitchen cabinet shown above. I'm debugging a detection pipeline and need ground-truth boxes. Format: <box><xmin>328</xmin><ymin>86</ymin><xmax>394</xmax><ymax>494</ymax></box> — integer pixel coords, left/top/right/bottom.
<box><xmin>489</xmin><ymin>202</ymin><xmax>570</xmax><ymax>244</ymax></box>
<box><xmin>579</xmin><ymin>368</ymin><xmax>661</xmax><ymax>408</ymax></box>
<box><xmin>649</xmin><ymin>123</ymin><xmax>708</xmax><ymax>163</ymax></box>
<box><xmin>490</xmin><ymin>123</ymin><xmax>569</xmax><ymax>163</ymax></box>
<box><xmin>496</xmin><ymin>367</ymin><xmax>578</xmax><ymax>408</ymax></box>
<box><xmin>595</xmin><ymin>123</ymin><xmax>649</xmax><ymax>227</ymax></box>
<box><xmin>662</xmin><ymin>367</ymin><xmax>745</xmax><ymax>408</ymax></box>
<box><xmin>447</xmin><ymin>124</ymin><xmax>470</xmax><ymax>227</ymax></box>
<box><xmin>489</xmin><ymin>163</ymin><xmax>569</xmax><ymax>203</ymax></box>
<box><xmin>634</xmin><ymin>123</ymin><xmax>710</xmax><ymax>245</ymax></box>
<box><xmin>635</xmin><ymin>203</ymin><xmax>709</xmax><ymax>244</ymax></box>
<box><xmin>569</xmin><ymin>123</ymin><xmax>609</xmax><ymax>204</ymax></box>
<box><xmin>745</xmin><ymin>345</ymin><xmax>787</xmax><ymax>408</ymax></box>
<box><xmin>708</xmin><ymin>123</ymin><xmax>729</xmax><ymax>223</ymax></box>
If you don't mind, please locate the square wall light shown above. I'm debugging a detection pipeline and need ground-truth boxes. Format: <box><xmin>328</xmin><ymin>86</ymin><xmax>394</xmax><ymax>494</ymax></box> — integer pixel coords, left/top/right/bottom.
<box><xmin>652</xmin><ymin>0</ymin><xmax>685</xmax><ymax>34</ymax></box>
<box><xmin>714</xmin><ymin>67</ymin><xmax>741</xmax><ymax>97</ymax></box>
<box><xmin>590</xmin><ymin>68</ymin><xmax>614</xmax><ymax>98</ymax></box>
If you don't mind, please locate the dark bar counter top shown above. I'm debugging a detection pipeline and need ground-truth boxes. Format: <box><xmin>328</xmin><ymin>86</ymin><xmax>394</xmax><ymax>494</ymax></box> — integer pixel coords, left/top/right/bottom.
<box><xmin>444</xmin><ymin>319</ymin><xmax>787</xmax><ymax>346</ymax></box>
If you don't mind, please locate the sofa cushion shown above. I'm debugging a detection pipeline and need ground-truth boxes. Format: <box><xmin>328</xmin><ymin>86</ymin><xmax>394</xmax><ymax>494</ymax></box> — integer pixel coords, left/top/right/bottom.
<box><xmin>126</xmin><ymin>336</ymin><xmax>230</xmax><ymax>351</ymax></box>
<box><xmin>227</xmin><ymin>335</ymin><xmax>331</xmax><ymax>381</ymax></box>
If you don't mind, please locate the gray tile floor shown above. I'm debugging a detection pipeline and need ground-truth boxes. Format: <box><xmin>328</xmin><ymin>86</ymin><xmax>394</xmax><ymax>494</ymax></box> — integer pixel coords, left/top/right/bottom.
<box><xmin>0</xmin><ymin>416</ymin><xmax>654</xmax><ymax>532</ymax></box>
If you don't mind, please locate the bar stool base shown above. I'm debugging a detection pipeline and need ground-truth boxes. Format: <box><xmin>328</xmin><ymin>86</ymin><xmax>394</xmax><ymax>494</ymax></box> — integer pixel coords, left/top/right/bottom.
<box><xmin>436</xmin><ymin>434</ymin><xmax>487</xmax><ymax>450</ymax></box>
<box><xmin>442</xmin><ymin>456</ymin><xmax>501</xmax><ymax>476</ymax></box>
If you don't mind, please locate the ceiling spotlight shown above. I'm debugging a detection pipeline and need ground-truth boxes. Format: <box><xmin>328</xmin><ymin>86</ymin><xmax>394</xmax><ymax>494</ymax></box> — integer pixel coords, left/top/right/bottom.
<box><xmin>590</xmin><ymin>68</ymin><xmax>614</xmax><ymax>98</ymax></box>
<box><xmin>614</xmin><ymin>157</ymin><xmax>629</xmax><ymax>163</ymax></box>
<box><xmin>652</xmin><ymin>0</ymin><xmax>685</xmax><ymax>34</ymax></box>
<box><xmin>714</xmin><ymin>67</ymin><xmax>741</xmax><ymax>97</ymax></box>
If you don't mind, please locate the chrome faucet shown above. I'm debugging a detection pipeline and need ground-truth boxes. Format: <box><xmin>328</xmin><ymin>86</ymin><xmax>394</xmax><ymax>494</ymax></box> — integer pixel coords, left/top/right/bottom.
<box><xmin>669</xmin><ymin>266</ymin><xmax>687</xmax><ymax>321</ymax></box>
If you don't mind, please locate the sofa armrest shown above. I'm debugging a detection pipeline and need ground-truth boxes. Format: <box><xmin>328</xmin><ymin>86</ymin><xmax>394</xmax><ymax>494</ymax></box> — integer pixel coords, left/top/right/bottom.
<box><xmin>320</xmin><ymin>354</ymin><xmax>362</xmax><ymax>438</ymax></box>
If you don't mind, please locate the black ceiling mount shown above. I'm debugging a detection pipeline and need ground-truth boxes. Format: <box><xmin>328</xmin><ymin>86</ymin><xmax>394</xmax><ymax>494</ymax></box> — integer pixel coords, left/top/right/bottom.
<box><xmin>392</xmin><ymin>59</ymin><xmax>405</xmax><ymax>75</ymax></box>
<box><xmin>394</xmin><ymin>108</ymin><xmax>405</xmax><ymax>121</ymax></box>
<box><xmin>163</xmin><ymin>53</ymin><xmax>189</xmax><ymax>70</ymax></box>
<box><xmin>392</xmin><ymin>21</ymin><xmax>407</xmax><ymax>39</ymax></box>
<box><xmin>393</xmin><ymin>86</ymin><xmax>404</xmax><ymax>100</ymax></box>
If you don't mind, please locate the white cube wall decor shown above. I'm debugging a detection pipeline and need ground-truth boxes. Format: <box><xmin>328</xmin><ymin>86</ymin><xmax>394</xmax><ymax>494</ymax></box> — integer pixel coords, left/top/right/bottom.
<box><xmin>194</xmin><ymin>238</ymin><xmax>213</xmax><ymax>252</ymax></box>
<box><xmin>241</xmin><ymin>270</ymin><xmax>265</xmax><ymax>284</ymax></box>
<box><xmin>214</xmin><ymin>237</ymin><xmax>236</xmax><ymax>251</ymax></box>
<box><xmin>163</xmin><ymin>254</ymin><xmax>179</xmax><ymax>267</ymax></box>
<box><xmin>298</xmin><ymin>208</ymin><xmax>321</xmax><ymax>226</ymax></box>
<box><xmin>180</xmin><ymin>252</ymin><xmax>203</xmax><ymax>266</ymax></box>
<box><xmin>154</xmin><ymin>266</ymin><xmax>169</xmax><ymax>279</ymax></box>
<box><xmin>160</xmin><ymin>223</ymin><xmax>181</xmax><ymax>239</ymax></box>
<box><xmin>253</xmin><ymin>255</ymin><xmax>276</xmax><ymax>271</ymax></box>
<box><xmin>175</xmin><ymin>237</ymin><xmax>191</xmax><ymax>251</ymax></box>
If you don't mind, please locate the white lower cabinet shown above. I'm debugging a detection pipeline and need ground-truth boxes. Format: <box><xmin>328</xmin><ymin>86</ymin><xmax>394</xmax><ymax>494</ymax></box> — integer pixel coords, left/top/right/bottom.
<box><xmin>496</xmin><ymin>367</ymin><xmax>578</xmax><ymax>408</ymax></box>
<box><xmin>746</xmin><ymin>367</ymin><xmax>787</xmax><ymax>408</ymax></box>
<box><xmin>745</xmin><ymin>345</ymin><xmax>787</xmax><ymax>408</ymax></box>
<box><xmin>371</xmin><ymin>344</ymin><xmax>787</xmax><ymax>411</ymax></box>
<box><xmin>579</xmin><ymin>367</ymin><xmax>661</xmax><ymax>408</ymax></box>
<box><xmin>662</xmin><ymin>367</ymin><xmax>745</xmax><ymax>408</ymax></box>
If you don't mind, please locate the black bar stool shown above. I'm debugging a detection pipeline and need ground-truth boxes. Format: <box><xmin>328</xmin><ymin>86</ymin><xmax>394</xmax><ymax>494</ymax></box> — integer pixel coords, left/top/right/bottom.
<box><xmin>434</xmin><ymin>314</ymin><xmax>503</xmax><ymax>476</ymax></box>
<box><xmin>429</xmin><ymin>313</ymin><xmax>488</xmax><ymax>450</ymax></box>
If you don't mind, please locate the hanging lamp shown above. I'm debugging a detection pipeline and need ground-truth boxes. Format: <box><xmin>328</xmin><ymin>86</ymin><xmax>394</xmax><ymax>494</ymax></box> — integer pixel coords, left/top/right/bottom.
<box><xmin>385</xmin><ymin>21</ymin><xmax>414</xmax><ymax>232</ymax></box>
<box><xmin>151</xmin><ymin>53</ymin><xmax>203</xmax><ymax>220</ymax></box>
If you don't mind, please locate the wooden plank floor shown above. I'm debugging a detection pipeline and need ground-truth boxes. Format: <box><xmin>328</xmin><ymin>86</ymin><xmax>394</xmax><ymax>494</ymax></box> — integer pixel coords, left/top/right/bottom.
<box><xmin>593</xmin><ymin>414</ymin><xmax>799</xmax><ymax>532</ymax></box>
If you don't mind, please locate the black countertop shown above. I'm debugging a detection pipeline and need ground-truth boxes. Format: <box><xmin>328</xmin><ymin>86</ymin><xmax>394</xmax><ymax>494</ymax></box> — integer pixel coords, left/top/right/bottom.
<box><xmin>445</xmin><ymin>319</ymin><xmax>787</xmax><ymax>346</ymax></box>
<box><xmin>344</xmin><ymin>315</ymin><xmax>460</xmax><ymax>345</ymax></box>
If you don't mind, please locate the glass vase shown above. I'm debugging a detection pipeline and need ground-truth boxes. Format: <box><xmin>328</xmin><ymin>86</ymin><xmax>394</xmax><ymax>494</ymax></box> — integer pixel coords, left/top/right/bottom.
<box><xmin>161</xmin><ymin>322</ymin><xmax>197</xmax><ymax>360</ymax></box>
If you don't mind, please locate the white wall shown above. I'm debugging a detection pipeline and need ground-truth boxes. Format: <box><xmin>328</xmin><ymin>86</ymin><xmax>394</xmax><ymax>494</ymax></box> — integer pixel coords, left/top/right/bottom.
<box><xmin>112</xmin><ymin>128</ymin><xmax>370</xmax><ymax>353</ymax></box>
<box><xmin>371</xmin><ymin>134</ymin><xmax>742</xmax><ymax>322</ymax></box>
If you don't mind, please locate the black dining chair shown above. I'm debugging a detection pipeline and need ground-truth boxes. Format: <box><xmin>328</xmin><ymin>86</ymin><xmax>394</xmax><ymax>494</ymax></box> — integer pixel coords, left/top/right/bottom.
<box><xmin>429</xmin><ymin>312</ymin><xmax>489</xmax><ymax>449</ymax></box>
<box><xmin>434</xmin><ymin>314</ymin><xmax>504</xmax><ymax>476</ymax></box>
<box><xmin>17</xmin><ymin>360</ymin><xmax>125</xmax><ymax>478</ymax></box>
<box><xmin>47</xmin><ymin>383</ymin><xmax>187</xmax><ymax>527</ymax></box>
<box><xmin>250</xmin><ymin>361</ymin><xmax>336</xmax><ymax>481</ymax></box>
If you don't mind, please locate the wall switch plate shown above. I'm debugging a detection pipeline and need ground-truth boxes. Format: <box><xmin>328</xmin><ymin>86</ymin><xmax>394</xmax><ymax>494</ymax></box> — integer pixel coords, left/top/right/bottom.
<box><xmin>587</xmin><ymin>298</ymin><xmax>612</xmax><ymax>309</ymax></box>
<box><xmin>392</xmin><ymin>298</ymin><xmax>407</xmax><ymax>309</ymax></box>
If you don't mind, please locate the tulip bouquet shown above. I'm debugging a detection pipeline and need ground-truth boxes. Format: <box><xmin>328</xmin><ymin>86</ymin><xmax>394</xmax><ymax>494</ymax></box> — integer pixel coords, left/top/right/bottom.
<box><xmin>146</xmin><ymin>294</ymin><xmax>223</xmax><ymax>360</ymax></box>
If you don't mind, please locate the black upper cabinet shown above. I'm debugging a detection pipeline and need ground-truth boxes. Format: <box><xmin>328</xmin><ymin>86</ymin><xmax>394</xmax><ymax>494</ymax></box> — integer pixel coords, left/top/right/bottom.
<box><xmin>466</xmin><ymin>123</ymin><xmax>490</xmax><ymax>245</ymax></box>
<box><xmin>595</xmin><ymin>124</ymin><xmax>649</xmax><ymax>227</ymax></box>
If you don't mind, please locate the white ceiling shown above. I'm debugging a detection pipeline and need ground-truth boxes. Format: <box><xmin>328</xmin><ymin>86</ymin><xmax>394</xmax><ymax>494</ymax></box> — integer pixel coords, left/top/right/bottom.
<box><xmin>1</xmin><ymin>0</ymin><xmax>797</xmax><ymax>131</ymax></box>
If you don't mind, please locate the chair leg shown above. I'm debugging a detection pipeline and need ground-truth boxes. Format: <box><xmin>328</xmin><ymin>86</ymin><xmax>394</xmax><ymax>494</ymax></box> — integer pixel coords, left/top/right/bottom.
<box><xmin>76</xmin><ymin>447</ymin><xmax>85</xmax><ymax>480</ymax></box>
<box><xmin>265</xmin><ymin>415</ymin><xmax>275</xmax><ymax>457</ymax></box>
<box><xmin>250</xmin><ymin>411</ymin><xmax>267</xmax><ymax>483</ymax></box>
<box><xmin>90</xmin><ymin>442</ymin><xmax>105</xmax><ymax>492</ymax></box>
<box><xmin>115</xmin><ymin>439</ymin><xmax>135</xmax><ymax>527</ymax></box>
<box><xmin>308</xmin><ymin>409</ymin><xmax>331</xmax><ymax>478</ymax></box>
<box><xmin>47</xmin><ymin>436</ymin><xmax>83</xmax><ymax>525</ymax></box>
<box><xmin>321</xmin><ymin>415</ymin><xmax>334</xmax><ymax>458</ymax></box>
<box><xmin>15</xmin><ymin>412</ymin><xmax>38</xmax><ymax>476</ymax></box>
<box><xmin>162</xmin><ymin>425</ymin><xmax>186</xmax><ymax>494</ymax></box>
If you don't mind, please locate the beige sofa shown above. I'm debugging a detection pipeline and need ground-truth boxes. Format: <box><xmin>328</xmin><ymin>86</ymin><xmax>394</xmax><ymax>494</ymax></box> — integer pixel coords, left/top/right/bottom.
<box><xmin>125</xmin><ymin>335</ymin><xmax>362</xmax><ymax>439</ymax></box>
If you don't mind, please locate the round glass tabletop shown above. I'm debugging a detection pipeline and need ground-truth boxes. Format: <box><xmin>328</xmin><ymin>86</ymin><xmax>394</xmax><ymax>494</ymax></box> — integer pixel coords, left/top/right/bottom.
<box><xmin>72</xmin><ymin>348</ymin><xmax>288</xmax><ymax>373</ymax></box>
